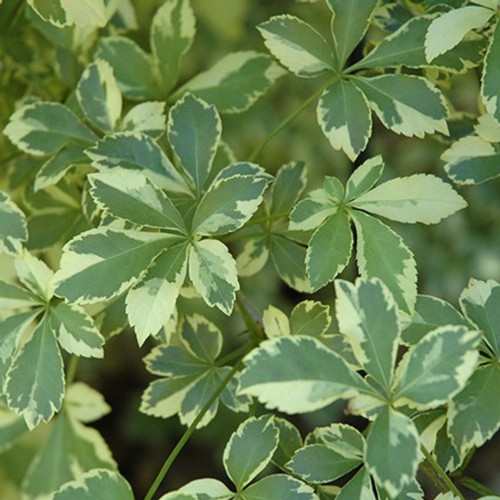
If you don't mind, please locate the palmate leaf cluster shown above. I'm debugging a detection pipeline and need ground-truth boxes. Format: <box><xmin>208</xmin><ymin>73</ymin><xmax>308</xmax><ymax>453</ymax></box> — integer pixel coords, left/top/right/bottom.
<box><xmin>0</xmin><ymin>0</ymin><xmax>500</xmax><ymax>499</ymax></box>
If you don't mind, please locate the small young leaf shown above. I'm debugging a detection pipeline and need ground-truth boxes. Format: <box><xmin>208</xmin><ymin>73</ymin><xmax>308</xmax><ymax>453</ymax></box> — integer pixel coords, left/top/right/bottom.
<box><xmin>317</xmin><ymin>79</ymin><xmax>372</xmax><ymax>160</ymax></box>
<box><xmin>351</xmin><ymin>174</ymin><xmax>467</xmax><ymax>224</ymax></box>
<box><xmin>65</xmin><ymin>382</ymin><xmax>111</xmax><ymax>423</ymax></box>
<box><xmin>289</xmin><ymin>191</ymin><xmax>337</xmax><ymax>231</ymax></box>
<box><xmin>270</xmin><ymin>161</ymin><xmax>307</xmax><ymax>216</ymax></box>
<box><xmin>482</xmin><ymin>22</ymin><xmax>500</xmax><ymax>125</ymax></box>
<box><xmin>352</xmin><ymin>74</ymin><xmax>449</xmax><ymax>138</ymax></box>
<box><xmin>4</xmin><ymin>102</ymin><xmax>96</xmax><ymax>155</ymax></box>
<box><xmin>345</xmin><ymin>156</ymin><xmax>385</xmax><ymax>201</ymax></box>
<box><xmin>258</xmin><ymin>15</ymin><xmax>335</xmax><ymax>77</ymax></box>
<box><xmin>223</xmin><ymin>416</ymin><xmax>279</xmax><ymax>489</ymax></box>
<box><xmin>263</xmin><ymin>305</ymin><xmax>291</xmax><ymax>338</ymax></box>
<box><xmin>0</xmin><ymin>191</ymin><xmax>27</xmax><ymax>255</ymax></box>
<box><xmin>236</xmin><ymin>237</ymin><xmax>269</xmax><ymax>277</ymax></box>
<box><xmin>151</xmin><ymin>0</ymin><xmax>195</xmax><ymax>95</ymax></box>
<box><xmin>242</xmin><ymin>474</ymin><xmax>318</xmax><ymax>500</ymax></box>
<box><xmin>15</xmin><ymin>250</ymin><xmax>55</xmax><ymax>303</ymax></box>
<box><xmin>77</xmin><ymin>60</ymin><xmax>122</xmax><ymax>133</ymax></box>
<box><xmin>290</xmin><ymin>300</ymin><xmax>331</xmax><ymax>337</ymax></box>
<box><xmin>119</xmin><ymin>101</ymin><xmax>166</xmax><ymax>138</ymax></box>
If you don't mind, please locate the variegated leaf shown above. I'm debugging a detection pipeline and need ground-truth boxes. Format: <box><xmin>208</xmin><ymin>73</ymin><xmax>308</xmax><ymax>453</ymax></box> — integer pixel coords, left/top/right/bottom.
<box><xmin>351</xmin><ymin>174</ymin><xmax>467</xmax><ymax>224</ymax></box>
<box><xmin>327</xmin><ymin>0</ymin><xmax>379</xmax><ymax>69</ymax></box>
<box><xmin>96</xmin><ymin>37</ymin><xmax>157</xmax><ymax>100</ymax></box>
<box><xmin>151</xmin><ymin>0</ymin><xmax>195</xmax><ymax>95</ymax></box>
<box><xmin>365</xmin><ymin>406</ymin><xmax>420</xmax><ymax>498</ymax></box>
<box><xmin>352</xmin><ymin>74</ymin><xmax>449</xmax><ymax>138</ymax></box>
<box><xmin>0</xmin><ymin>408</ymin><xmax>29</xmax><ymax>454</ymax></box>
<box><xmin>336</xmin><ymin>468</ymin><xmax>376</xmax><ymax>500</ymax></box>
<box><xmin>306</xmin><ymin>423</ymin><xmax>364</xmax><ymax>457</ymax></box>
<box><xmin>475</xmin><ymin>113</ymin><xmax>500</xmax><ymax>142</ymax></box>
<box><xmin>15</xmin><ymin>249</ymin><xmax>55</xmax><ymax>302</ymax></box>
<box><xmin>272</xmin><ymin>418</ymin><xmax>303</xmax><ymax>468</ymax></box>
<box><xmin>89</xmin><ymin>169</ymin><xmax>187</xmax><ymax>233</ymax></box>
<box><xmin>270</xmin><ymin>161</ymin><xmax>307</xmax><ymax>216</ymax></box>
<box><xmin>77</xmin><ymin>60</ymin><xmax>122</xmax><ymax>133</ymax></box>
<box><xmin>289</xmin><ymin>191</ymin><xmax>337</xmax><ymax>231</ymax></box>
<box><xmin>119</xmin><ymin>101</ymin><xmax>166</xmax><ymax>138</ymax></box>
<box><xmin>425</xmin><ymin>6</ymin><xmax>494</xmax><ymax>61</ymax></box>
<box><xmin>335</xmin><ymin>279</ymin><xmax>400</xmax><ymax>394</ymax></box>
<box><xmin>236</xmin><ymin>237</ymin><xmax>269</xmax><ymax>277</ymax></box>
<box><xmin>54</xmin><ymin>228</ymin><xmax>175</xmax><ymax>304</ymax></box>
<box><xmin>238</xmin><ymin>336</ymin><xmax>375</xmax><ymax>414</ymax></box>
<box><xmin>290</xmin><ymin>300</ymin><xmax>331</xmax><ymax>337</ymax></box>
<box><xmin>159</xmin><ymin>478</ymin><xmax>233</xmax><ymax>500</ymax></box>
<box><xmin>49</xmin><ymin>302</ymin><xmax>104</xmax><ymax>358</ymax></box>
<box><xmin>27</xmin><ymin>0</ymin><xmax>107</xmax><ymax>27</ymax></box>
<box><xmin>192</xmin><ymin>163</ymin><xmax>271</xmax><ymax>236</ymax></box>
<box><xmin>5</xmin><ymin>316</ymin><xmax>65</xmax><ymax>429</ymax></box>
<box><xmin>168</xmin><ymin>94</ymin><xmax>221</xmax><ymax>194</ymax></box>
<box><xmin>223</xmin><ymin>416</ymin><xmax>279</xmax><ymax>489</ymax></box>
<box><xmin>482</xmin><ymin>22</ymin><xmax>500</xmax><ymax>124</ymax></box>
<box><xmin>351</xmin><ymin>210</ymin><xmax>417</xmax><ymax>314</ymax></box>
<box><xmin>85</xmin><ymin>132</ymin><xmax>188</xmax><ymax>193</ymax></box>
<box><xmin>66</xmin><ymin>382</ymin><xmax>111</xmax><ymax>423</ymax></box>
<box><xmin>393</xmin><ymin>326</ymin><xmax>480</xmax><ymax>409</ymax></box>
<box><xmin>175</xmin><ymin>51</ymin><xmax>285</xmax><ymax>113</ymax></box>
<box><xmin>317</xmin><ymin>79</ymin><xmax>372</xmax><ymax>160</ymax></box>
<box><xmin>263</xmin><ymin>305</ymin><xmax>290</xmax><ymax>338</ymax></box>
<box><xmin>0</xmin><ymin>191</ymin><xmax>27</xmax><ymax>255</ymax></box>
<box><xmin>4</xmin><ymin>102</ymin><xmax>96</xmax><ymax>155</ymax></box>
<box><xmin>126</xmin><ymin>243</ymin><xmax>188</xmax><ymax>345</ymax></box>
<box><xmin>181</xmin><ymin>314</ymin><xmax>223</xmax><ymax>361</ymax></box>
<box><xmin>242</xmin><ymin>474</ymin><xmax>318</xmax><ymax>500</ymax></box>
<box><xmin>0</xmin><ymin>281</ymin><xmax>40</xmax><ymax>310</ymax></box>
<box><xmin>257</xmin><ymin>15</ymin><xmax>335</xmax><ymax>77</ymax></box>
<box><xmin>345</xmin><ymin>155</ymin><xmax>385</xmax><ymax>201</ymax></box>
<box><xmin>188</xmin><ymin>239</ymin><xmax>239</xmax><ymax>314</ymax></box>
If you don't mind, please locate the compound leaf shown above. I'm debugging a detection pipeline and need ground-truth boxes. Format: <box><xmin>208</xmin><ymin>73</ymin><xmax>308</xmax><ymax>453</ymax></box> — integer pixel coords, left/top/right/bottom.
<box><xmin>345</xmin><ymin>156</ymin><xmax>385</xmax><ymax>201</ymax></box>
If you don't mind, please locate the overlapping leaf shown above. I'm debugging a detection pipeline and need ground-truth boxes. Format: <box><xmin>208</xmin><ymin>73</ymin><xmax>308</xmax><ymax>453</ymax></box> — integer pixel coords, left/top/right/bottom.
<box><xmin>0</xmin><ymin>191</ymin><xmax>27</xmax><ymax>255</ymax></box>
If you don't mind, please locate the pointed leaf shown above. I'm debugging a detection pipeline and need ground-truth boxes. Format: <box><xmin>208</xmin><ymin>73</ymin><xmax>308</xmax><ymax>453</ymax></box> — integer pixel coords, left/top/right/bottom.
<box><xmin>482</xmin><ymin>22</ymin><xmax>500</xmax><ymax>125</ymax></box>
<box><xmin>5</xmin><ymin>316</ymin><xmax>65</xmax><ymax>429</ymax></box>
<box><xmin>15</xmin><ymin>249</ymin><xmax>55</xmax><ymax>301</ymax></box>
<box><xmin>365</xmin><ymin>406</ymin><xmax>420</xmax><ymax>498</ymax></box>
<box><xmin>290</xmin><ymin>300</ymin><xmax>331</xmax><ymax>337</ymax></box>
<box><xmin>351</xmin><ymin>174</ymin><xmax>467</xmax><ymax>224</ymax></box>
<box><xmin>242</xmin><ymin>474</ymin><xmax>318</xmax><ymax>500</ymax></box>
<box><xmin>181</xmin><ymin>314</ymin><xmax>223</xmax><ymax>362</ymax></box>
<box><xmin>307</xmin><ymin>423</ymin><xmax>364</xmax><ymax>457</ymax></box>
<box><xmin>77</xmin><ymin>60</ymin><xmax>122</xmax><ymax>133</ymax></box>
<box><xmin>89</xmin><ymin>169</ymin><xmax>186</xmax><ymax>233</ymax></box>
<box><xmin>271</xmin><ymin>161</ymin><xmax>307</xmax><ymax>216</ymax></box>
<box><xmin>351</xmin><ymin>210</ymin><xmax>417</xmax><ymax>314</ymax></box>
<box><xmin>54</xmin><ymin>228</ymin><xmax>175</xmax><ymax>304</ymax></box>
<box><xmin>4</xmin><ymin>102</ymin><xmax>96</xmax><ymax>155</ymax></box>
<box><xmin>223</xmin><ymin>416</ymin><xmax>279</xmax><ymax>489</ymax></box>
<box><xmin>86</xmin><ymin>131</ymin><xmax>188</xmax><ymax>193</ymax></box>
<box><xmin>272</xmin><ymin>418</ymin><xmax>303</xmax><ymax>468</ymax></box>
<box><xmin>188</xmin><ymin>239</ymin><xmax>239</xmax><ymax>315</ymax></box>
<box><xmin>151</xmin><ymin>0</ymin><xmax>195</xmax><ymax>94</ymax></box>
<box><xmin>257</xmin><ymin>15</ymin><xmax>335</xmax><ymax>77</ymax></box>
<box><xmin>352</xmin><ymin>74</ymin><xmax>449</xmax><ymax>138</ymax></box>
<box><xmin>236</xmin><ymin>237</ymin><xmax>269</xmax><ymax>277</ymax></box>
<box><xmin>119</xmin><ymin>101</ymin><xmax>166</xmax><ymax>138</ymax></box>
<box><xmin>336</xmin><ymin>468</ymin><xmax>376</xmax><ymax>500</ymax></box>
<box><xmin>238</xmin><ymin>336</ymin><xmax>374</xmax><ymax>414</ymax></box>
<box><xmin>0</xmin><ymin>281</ymin><xmax>40</xmax><ymax>310</ymax></box>
<box><xmin>317</xmin><ymin>79</ymin><xmax>372</xmax><ymax>160</ymax></box>
<box><xmin>0</xmin><ymin>191</ymin><xmax>27</xmax><ymax>255</ymax></box>
<box><xmin>345</xmin><ymin>155</ymin><xmax>385</xmax><ymax>201</ymax></box>
<box><xmin>168</xmin><ymin>94</ymin><xmax>221</xmax><ymax>193</ymax></box>
<box><xmin>393</xmin><ymin>326</ymin><xmax>480</xmax><ymax>409</ymax></box>
<box><xmin>66</xmin><ymin>382</ymin><xmax>111</xmax><ymax>423</ymax></box>
<box><xmin>177</xmin><ymin>51</ymin><xmax>285</xmax><ymax>113</ymax></box>
<box><xmin>289</xmin><ymin>192</ymin><xmax>337</xmax><ymax>232</ymax></box>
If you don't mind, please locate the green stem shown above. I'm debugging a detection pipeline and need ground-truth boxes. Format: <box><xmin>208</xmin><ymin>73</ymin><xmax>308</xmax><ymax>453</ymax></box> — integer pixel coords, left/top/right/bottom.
<box><xmin>218</xmin><ymin>340</ymin><xmax>254</xmax><ymax>366</ymax></box>
<box><xmin>248</xmin><ymin>76</ymin><xmax>339</xmax><ymax>163</ymax></box>
<box><xmin>143</xmin><ymin>355</ymin><xmax>251</xmax><ymax>500</ymax></box>
<box><xmin>65</xmin><ymin>355</ymin><xmax>79</xmax><ymax>386</ymax></box>
<box><xmin>235</xmin><ymin>292</ymin><xmax>264</xmax><ymax>343</ymax></box>
<box><xmin>421</xmin><ymin>446</ymin><xmax>465</xmax><ymax>500</ymax></box>
<box><xmin>457</xmin><ymin>476</ymin><xmax>500</xmax><ymax>497</ymax></box>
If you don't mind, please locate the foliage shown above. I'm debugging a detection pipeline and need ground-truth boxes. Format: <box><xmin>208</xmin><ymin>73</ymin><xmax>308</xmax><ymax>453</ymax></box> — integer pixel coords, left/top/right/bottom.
<box><xmin>0</xmin><ymin>0</ymin><xmax>500</xmax><ymax>499</ymax></box>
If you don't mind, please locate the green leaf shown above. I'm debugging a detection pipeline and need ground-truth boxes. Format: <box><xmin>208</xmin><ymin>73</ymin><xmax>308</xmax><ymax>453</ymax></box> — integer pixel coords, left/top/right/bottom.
<box><xmin>352</xmin><ymin>74</ymin><xmax>449</xmax><ymax>137</ymax></box>
<box><xmin>0</xmin><ymin>280</ymin><xmax>40</xmax><ymax>310</ymax></box>
<box><xmin>192</xmin><ymin>163</ymin><xmax>271</xmax><ymax>236</ymax></box>
<box><xmin>288</xmin><ymin>444</ymin><xmax>362</xmax><ymax>483</ymax></box>
<box><xmin>236</xmin><ymin>237</ymin><xmax>270</xmax><ymax>277</ymax></box>
<box><xmin>242</xmin><ymin>474</ymin><xmax>318</xmax><ymax>500</ymax></box>
<box><xmin>307</xmin><ymin>423</ymin><xmax>364</xmax><ymax>457</ymax></box>
<box><xmin>376</xmin><ymin>477</ymin><xmax>424</xmax><ymax>500</ymax></box>
<box><xmin>176</xmin><ymin>51</ymin><xmax>285</xmax><ymax>113</ymax></box>
<box><xmin>365</xmin><ymin>406</ymin><xmax>420</xmax><ymax>498</ymax></box>
<box><xmin>89</xmin><ymin>169</ymin><xmax>187</xmax><ymax>233</ymax></box>
<box><xmin>263</xmin><ymin>305</ymin><xmax>291</xmax><ymax>338</ymax></box>
<box><xmin>95</xmin><ymin>37</ymin><xmax>157</xmax><ymax>100</ymax></box>
<box><xmin>257</xmin><ymin>15</ymin><xmax>335</xmax><ymax>77</ymax></box>
<box><xmin>23</xmin><ymin>408</ymin><xmax>116</xmax><ymax>498</ymax></box>
<box><xmin>35</xmin><ymin>145</ymin><xmax>89</xmax><ymax>192</ymax></box>
<box><xmin>65</xmin><ymin>382</ymin><xmax>111</xmax><ymax>423</ymax></box>
<box><xmin>159</xmin><ymin>478</ymin><xmax>232</xmax><ymax>499</ymax></box>
<box><xmin>0</xmin><ymin>408</ymin><xmax>29</xmax><ymax>453</ymax></box>
<box><xmin>0</xmin><ymin>191</ymin><xmax>27</xmax><ymax>255</ymax></box>
<box><xmin>351</xmin><ymin>210</ymin><xmax>417</xmax><ymax>314</ymax></box>
<box><xmin>335</xmin><ymin>279</ymin><xmax>400</xmax><ymax>394</ymax></box>
<box><xmin>15</xmin><ymin>249</ymin><xmax>55</xmax><ymax>301</ymax></box>
<box><xmin>49</xmin><ymin>302</ymin><xmax>105</xmax><ymax>358</ymax></box>
<box><xmin>272</xmin><ymin>417</ymin><xmax>303</xmax><ymax>468</ymax></box>
<box><xmin>151</xmin><ymin>0</ymin><xmax>195</xmax><ymax>95</ymax></box>
<box><xmin>317</xmin><ymin>79</ymin><xmax>372</xmax><ymax>160</ymax></box>
<box><xmin>47</xmin><ymin>469</ymin><xmax>134</xmax><ymax>500</ymax></box>
<box><xmin>306</xmin><ymin>209</ymin><xmax>352</xmax><ymax>290</ymax></box>
<box><xmin>289</xmin><ymin>191</ymin><xmax>337</xmax><ymax>232</ymax></box>
<box><xmin>126</xmin><ymin>243</ymin><xmax>188</xmax><ymax>345</ymax></box>
<box><xmin>271</xmin><ymin>161</ymin><xmax>307</xmax><ymax>216</ymax></box>
<box><xmin>27</xmin><ymin>0</ymin><xmax>107</xmax><ymax>27</ymax></box>
<box><xmin>5</xmin><ymin>316</ymin><xmax>65</xmax><ymax>429</ymax></box>
<box><xmin>351</xmin><ymin>174</ymin><xmax>467</xmax><ymax>224</ymax></box>
<box><xmin>238</xmin><ymin>336</ymin><xmax>374</xmax><ymax>414</ymax></box>
<box><xmin>425</xmin><ymin>6</ymin><xmax>493</xmax><ymax>61</ymax></box>
<box><xmin>77</xmin><ymin>60</ymin><xmax>122</xmax><ymax>133</ymax></box>
<box><xmin>223</xmin><ymin>416</ymin><xmax>279</xmax><ymax>489</ymax></box>
<box><xmin>290</xmin><ymin>300</ymin><xmax>331</xmax><ymax>337</ymax></box>
<box><xmin>86</xmin><ymin>131</ymin><xmax>188</xmax><ymax>193</ymax></box>
<box><xmin>168</xmin><ymin>94</ymin><xmax>221</xmax><ymax>194</ymax></box>
<box><xmin>181</xmin><ymin>314</ymin><xmax>223</xmax><ymax>361</ymax></box>
<box><xmin>336</xmin><ymin>468</ymin><xmax>376</xmax><ymax>500</ymax></box>
<box><xmin>54</xmin><ymin>228</ymin><xmax>175</xmax><ymax>304</ymax></box>
<box><xmin>448</xmin><ymin>363</ymin><xmax>500</xmax><ymax>456</ymax></box>
<box><xmin>119</xmin><ymin>101</ymin><xmax>166</xmax><ymax>138</ymax></box>
<box><xmin>459</xmin><ymin>279</ymin><xmax>500</xmax><ymax>355</ymax></box>
<box><xmin>482</xmin><ymin>22</ymin><xmax>500</xmax><ymax>125</ymax></box>
<box><xmin>393</xmin><ymin>325</ymin><xmax>480</xmax><ymax>410</ymax></box>
<box><xmin>345</xmin><ymin>156</ymin><xmax>385</xmax><ymax>201</ymax></box>
<box><xmin>4</xmin><ymin>102</ymin><xmax>96</xmax><ymax>155</ymax></box>
<box><xmin>327</xmin><ymin>0</ymin><xmax>379</xmax><ymax>69</ymax></box>
<box><xmin>188</xmin><ymin>239</ymin><xmax>239</xmax><ymax>315</ymax></box>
